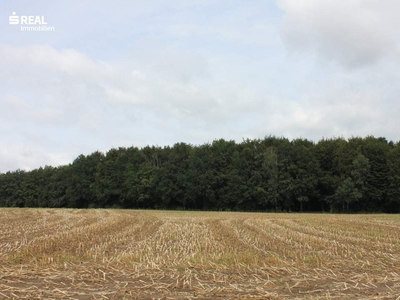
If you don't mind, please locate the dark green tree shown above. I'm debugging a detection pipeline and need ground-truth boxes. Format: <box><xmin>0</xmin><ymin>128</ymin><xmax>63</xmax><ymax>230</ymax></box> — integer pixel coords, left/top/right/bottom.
<box><xmin>66</xmin><ymin>152</ymin><xmax>104</xmax><ymax>208</ymax></box>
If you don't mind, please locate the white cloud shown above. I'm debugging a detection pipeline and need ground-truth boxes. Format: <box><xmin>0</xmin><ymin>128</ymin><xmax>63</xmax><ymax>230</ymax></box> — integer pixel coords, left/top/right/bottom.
<box><xmin>257</xmin><ymin>83</ymin><xmax>395</xmax><ymax>141</ymax></box>
<box><xmin>0</xmin><ymin>141</ymin><xmax>71</xmax><ymax>172</ymax></box>
<box><xmin>277</xmin><ymin>0</ymin><xmax>400</xmax><ymax>69</ymax></box>
<box><xmin>0</xmin><ymin>44</ymin><xmax>268</xmax><ymax>171</ymax></box>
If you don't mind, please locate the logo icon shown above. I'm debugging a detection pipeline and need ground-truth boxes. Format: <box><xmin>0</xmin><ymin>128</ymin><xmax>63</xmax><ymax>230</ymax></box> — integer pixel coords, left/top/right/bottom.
<box><xmin>9</xmin><ymin>12</ymin><xmax>19</xmax><ymax>25</ymax></box>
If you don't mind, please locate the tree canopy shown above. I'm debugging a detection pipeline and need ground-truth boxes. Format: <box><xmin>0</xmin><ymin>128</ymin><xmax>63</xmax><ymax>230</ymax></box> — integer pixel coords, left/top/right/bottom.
<box><xmin>1</xmin><ymin>136</ymin><xmax>399</xmax><ymax>212</ymax></box>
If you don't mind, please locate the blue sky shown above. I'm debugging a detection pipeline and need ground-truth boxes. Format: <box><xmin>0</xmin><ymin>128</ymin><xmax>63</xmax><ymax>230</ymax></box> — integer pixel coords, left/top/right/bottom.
<box><xmin>1</xmin><ymin>0</ymin><xmax>399</xmax><ymax>172</ymax></box>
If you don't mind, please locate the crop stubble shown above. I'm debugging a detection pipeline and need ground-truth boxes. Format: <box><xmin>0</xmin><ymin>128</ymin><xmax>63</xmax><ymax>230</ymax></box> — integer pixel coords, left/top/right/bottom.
<box><xmin>0</xmin><ymin>209</ymin><xmax>399</xmax><ymax>299</ymax></box>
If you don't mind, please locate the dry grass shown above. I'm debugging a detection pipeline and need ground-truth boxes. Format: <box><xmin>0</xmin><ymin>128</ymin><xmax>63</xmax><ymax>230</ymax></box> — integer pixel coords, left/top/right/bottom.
<box><xmin>0</xmin><ymin>209</ymin><xmax>400</xmax><ymax>299</ymax></box>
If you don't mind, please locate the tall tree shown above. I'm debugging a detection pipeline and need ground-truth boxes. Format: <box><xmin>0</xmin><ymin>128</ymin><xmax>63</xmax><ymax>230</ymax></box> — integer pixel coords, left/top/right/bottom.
<box><xmin>263</xmin><ymin>147</ymin><xmax>279</xmax><ymax>211</ymax></box>
<box><xmin>66</xmin><ymin>152</ymin><xmax>104</xmax><ymax>208</ymax></box>
<box><xmin>361</xmin><ymin>136</ymin><xmax>390</xmax><ymax>211</ymax></box>
<box><xmin>386</xmin><ymin>143</ymin><xmax>400</xmax><ymax>212</ymax></box>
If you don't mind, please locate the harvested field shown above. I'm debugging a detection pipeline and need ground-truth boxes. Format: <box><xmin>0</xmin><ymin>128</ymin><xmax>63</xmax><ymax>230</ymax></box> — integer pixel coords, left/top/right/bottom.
<box><xmin>0</xmin><ymin>209</ymin><xmax>400</xmax><ymax>299</ymax></box>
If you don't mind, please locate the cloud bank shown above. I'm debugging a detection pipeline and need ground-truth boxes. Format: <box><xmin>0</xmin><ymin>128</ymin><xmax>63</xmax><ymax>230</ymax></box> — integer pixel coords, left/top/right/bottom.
<box><xmin>0</xmin><ymin>1</ymin><xmax>399</xmax><ymax>172</ymax></box>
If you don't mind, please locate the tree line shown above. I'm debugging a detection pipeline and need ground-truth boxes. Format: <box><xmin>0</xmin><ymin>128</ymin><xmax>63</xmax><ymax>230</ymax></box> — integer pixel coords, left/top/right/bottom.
<box><xmin>0</xmin><ymin>136</ymin><xmax>399</xmax><ymax>212</ymax></box>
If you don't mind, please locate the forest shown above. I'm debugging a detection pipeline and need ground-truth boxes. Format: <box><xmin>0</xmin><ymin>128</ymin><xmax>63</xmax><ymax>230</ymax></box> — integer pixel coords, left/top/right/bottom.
<box><xmin>0</xmin><ymin>136</ymin><xmax>399</xmax><ymax>212</ymax></box>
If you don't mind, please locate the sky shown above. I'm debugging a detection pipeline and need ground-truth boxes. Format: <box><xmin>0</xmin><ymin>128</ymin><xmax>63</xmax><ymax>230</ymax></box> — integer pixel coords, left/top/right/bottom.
<box><xmin>1</xmin><ymin>0</ymin><xmax>399</xmax><ymax>172</ymax></box>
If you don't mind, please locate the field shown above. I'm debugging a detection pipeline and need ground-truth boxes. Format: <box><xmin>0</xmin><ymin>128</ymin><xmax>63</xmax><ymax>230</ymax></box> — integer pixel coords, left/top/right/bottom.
<box><xmin>0</xmin><ymin>209</ymin><xmax>399</xmax><ymax>299</ymax></box>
